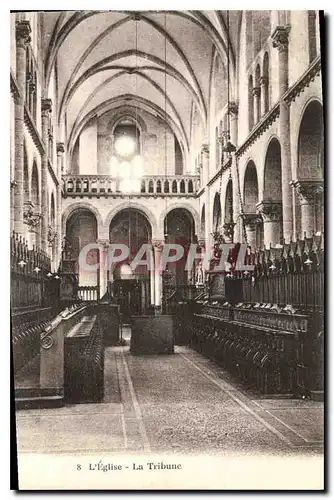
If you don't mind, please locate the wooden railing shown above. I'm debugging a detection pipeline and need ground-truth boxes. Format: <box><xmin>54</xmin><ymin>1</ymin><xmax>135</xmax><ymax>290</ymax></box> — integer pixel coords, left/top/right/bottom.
<box><xmin>62</xmin><ymin>174</ymin><xmax>199</xmax><ymax>197</ymax></box>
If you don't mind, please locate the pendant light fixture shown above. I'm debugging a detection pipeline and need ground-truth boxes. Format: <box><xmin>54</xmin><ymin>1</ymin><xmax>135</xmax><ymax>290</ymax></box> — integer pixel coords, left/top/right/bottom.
<box><xmin>222</xmin><ymin>11</ymin><xmax>236</xmax><ymax>154</ymax></box>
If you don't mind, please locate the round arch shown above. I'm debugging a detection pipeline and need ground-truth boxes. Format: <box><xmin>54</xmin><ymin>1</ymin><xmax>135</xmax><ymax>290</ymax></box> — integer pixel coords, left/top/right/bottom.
<box><xmin>62</xmin><ymin>202</ymin><xmax>104</xmax><ymax>236</ymax></box>
<box><xmin>243</xmin><ymin>160</ymin><xmax>259</xmax><ymax>212</ymax></box>
<box><xmin>212</xmin><ymin>192</ymin><xmax>222</xmax><ymax>232</ymax></box>
<box><xmin>104</xmin><ymin>201</ymin><xmax>157</xmax><ymax>237</ymax></box>
<box><xmin>263</xmin><ymin>137</ymin><xmax>282</xmax><ymax>201</ymax></box>
<box><xmin>159</xmin><ymin>203</ymin><xmax>200</xmax><ymax>237</ymax></box>
<box><xmin>297</xmin><ymin>99</ymin><xmax>323</xmax><ymax>180</ymax></box>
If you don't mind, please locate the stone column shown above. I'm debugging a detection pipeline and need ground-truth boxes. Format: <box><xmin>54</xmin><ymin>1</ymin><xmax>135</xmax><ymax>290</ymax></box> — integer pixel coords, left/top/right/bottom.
<box><xmin>56</xmin><ymin>142</ymin><xmax>65</xmax><ymax>270</ymax></box>
<box><xmin>292</xmin><ymin>181</ymin><xmax>324</xmax><ymax>238</ymax></box>
<box><xmin>256</xmin><ymin>201</ymin><xmax>282</xmax><ymax>248</ymax></box>
<box><xmin>227</xmin><ymin>102</ymin><xmax>239</xmax><ymax>242</ymax></box>
<box><xmin>272</xmin><ymin>25</ymin><xmax>293</xmax><ymax>242</ymax></box>
<box><xmin>97</xmin><ymin>239</ymin><xmax>109</xmax><ymax>299</ymax></box>
<box><xmin>201</xmin><ymin>144</ymin><xmax>211</xmax><ymax>249</ymax></box>
<box><xmin>243</xmin><ymin>214</ymin><xmax>261</xmax><ymax>251</ymax></box>
<box><xmin>260</xmin><ymin>76</ymin><xmax>268</xmax><ymax>117</ymax></box>
<box><xmin>41</xmin><ymin>98</ymin><xmax>52</xmax><ymax>250</ymax></box>
<box><xmin>252</xmin><ymin>87</ymin><xmax>261</xmax><ymax>124</ymax></box>
<box><xmin>152</xmin><ymin>240</ymin><xmax>164</xmax><ymax>312</ymax></box>
<box><xmin>13</xmin><ymin>21</ymin><xmax>31</xmax><ymax>236</ymax></box>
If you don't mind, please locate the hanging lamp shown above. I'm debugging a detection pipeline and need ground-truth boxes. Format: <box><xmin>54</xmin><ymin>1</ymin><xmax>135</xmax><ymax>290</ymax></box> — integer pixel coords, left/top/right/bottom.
<box><xmin>222</xmin><ymin>11</ymin><xmax>236</xmax><ymax>154</ymax></box>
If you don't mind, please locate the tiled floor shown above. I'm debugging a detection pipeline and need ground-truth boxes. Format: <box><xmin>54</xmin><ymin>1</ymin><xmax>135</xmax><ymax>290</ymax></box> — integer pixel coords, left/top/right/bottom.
<box><xmin>15</xmin><ymin>328</ymin><xmax>324</xmax><ymax>456</ymax></box>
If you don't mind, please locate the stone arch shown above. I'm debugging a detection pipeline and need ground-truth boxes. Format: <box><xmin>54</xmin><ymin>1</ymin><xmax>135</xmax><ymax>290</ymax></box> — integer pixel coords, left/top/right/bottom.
<box><xmin>297</xmin><ymin>99</ymin><xmax>323</xmax><ymax>181</ymax></box>
<box><xmin>104</xmin><ymin>201</ymin><xmax>158</xmax><ymax>238</ymax></box>
<box><xmin>243</xmin><ymin>160</ymin><xmax>259</xmax><ymax>213</ymax></box>
<box><xmin>31</xmin><ymin>161</ymin><xmax>39</xmax><ymax>207</ymax></box>
<box><xmin>224</xmin><ymin>179</ymin><xmax>233</xmax><ymax>223</ymax></box>
<box><xmin>159</xmin><ymin>202</ymin><xmax>200</xmax><ymax>237</ymax></box>
<box><xmin>62</xmin><ymin>202</ymin><xmax>104</xmax><ymax>237</ymax></box>
<box><xmin>212</xmin><ymin>192</ymin><xmax>222</xmax><ymax>232</ymax></box>
<box><xmin>108</xmin><ymin>111</ymin><xmax>148</xmax><ymax>135</ymax></box>
<box><xmin>263</xmin><ymin>137</ymin><xmax>282</xmax><ymax>201</ymax></box>
<box><xmin>200</xmin><ymin>204</ymin><xmax>206</xmax><ymax>237</ymax></box>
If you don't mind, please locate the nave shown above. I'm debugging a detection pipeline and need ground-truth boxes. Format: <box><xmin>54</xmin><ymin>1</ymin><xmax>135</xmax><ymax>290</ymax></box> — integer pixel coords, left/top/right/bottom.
<box><xmin>16</xmin><ymin>328</ymin><xmax>323</xmax><ymax>456</ymax></box>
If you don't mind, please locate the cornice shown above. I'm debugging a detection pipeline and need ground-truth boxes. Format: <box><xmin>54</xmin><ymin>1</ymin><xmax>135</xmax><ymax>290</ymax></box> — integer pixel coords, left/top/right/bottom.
<box><xmin>282</xmin><ymin>56</ymin><xmax>321</xmax><ymax>106</ymax></box>
<box><xmin>24</xmin><ymin>105</ymin><xmax>45</xmax><ymax>156</ymax></box>
<box><xmin>207</xmin><ymin>157</ymin><xmax>232</xmax><ymax>187</ymax></box>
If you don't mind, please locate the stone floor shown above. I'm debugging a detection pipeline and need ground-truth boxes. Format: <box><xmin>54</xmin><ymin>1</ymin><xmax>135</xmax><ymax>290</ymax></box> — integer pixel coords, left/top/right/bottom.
<box><xmin>15</xmin><ymin>328</ymin><xmax>324</xmax><ymax>457</ymax></box>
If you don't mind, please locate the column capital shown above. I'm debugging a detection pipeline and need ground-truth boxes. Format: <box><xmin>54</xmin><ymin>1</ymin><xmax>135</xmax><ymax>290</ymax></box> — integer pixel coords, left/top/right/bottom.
<box><xmin>56</xmin><ymin>142</ymin><xmax>65</xmax><ymax>154</ymax></box>
<box><xmin>96</xmin><ymin>238</ymin><xmax>110</xmax><ymax>249</ymax></box>
<box><xmin>152</xmin><ymin>239</ymin><xmax>164</xmax><ymax>251</ymax></box>
<box><xmin>201</xmin><ymin>143</ymin><xmax>210</xmax><ymax>158</ymax></box>
<box><xmin>256</xmin><ymin>201</ymin><xmax>282</xmax><ymax>223</ymax></box>
<box><xmin>23</xmin><ymin>201</ymin><xmax>42</xmax><ymax>230</ymax></box>
<box><xmin>271</xmin><ymin>25</ymin><xmax>290</xmax><ymax>53</ymax></box>
<box><xmin>41</xmin><ymin>98</ymin><xmax>52</xmax><ymax>115</ymax></box>
<box><xmin>251</xmin><ymin>86</ymin><xmax>261</xmax><ymax>98</ymax></box>
<box><xmin>260</xmin><ymin>76</ymin><xmax>268</xmax><ymax>87</ymax></box>
<box><xmin>227</xmin><ymin>101</ymin><xmax>239</xmax><ymax>117</ymax></box>
<box><xmin>223</xmin><ymin>222</ymin><xmax>235</xmax><ymax>240</ymax></box>
<box><xmin>243</xmin><ymin>213</ymin><xmax>262</xmax><ymax>227</ymax></box>
<box><xmin>15</xmin><ymin>20</ymin><xmax>31</xmax><ymax>48</ymax></box>
<box><xmin>290</xmin><ymin>180</ymin><xmax>324</xmax><ymax>204</ymax></box>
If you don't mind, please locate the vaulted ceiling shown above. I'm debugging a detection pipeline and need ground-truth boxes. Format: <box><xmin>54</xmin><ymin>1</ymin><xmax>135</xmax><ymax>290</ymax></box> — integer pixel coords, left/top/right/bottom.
<box><xmin>42</xmin><ymin>11</ymin><xmax>242</xmax><ymax>153</ymax></box>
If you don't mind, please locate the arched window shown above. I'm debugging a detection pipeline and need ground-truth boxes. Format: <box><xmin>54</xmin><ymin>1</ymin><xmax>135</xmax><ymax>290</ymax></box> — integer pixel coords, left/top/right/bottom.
<box><xmin>262</xmin><ymin>52</ymin><xmax>269</xmax><ymax>115</ymax></box>
<box><xmin>248</xmin><ymin>75</ymin><xmax>254</xmax><ymax>131</ymax></box>
<box><xmin>148</xmin><ymin>180</ymin><xmax>154</xmax><ymax>193</ymax></box>
<box><xmin>172</xmin><ymin>180</ymin><xmax>177</xmax><ymax>193</ymax></box>
<box><xmin>180</xmin><ymin>180</ymin><xmax>185</xmax><ymax>193</ymax></box>
<box><xmin>188</xmin><ymin>180</ymin><xmax>194</xmax><ymax>193</ymax></box>
<box><xmin>255</xmin><ymin>64</ymin><xmax>261</xmax><ymax>123</ymax></box>
<box><xmin>156</xmin><ymin>180</ymin><xmax>162</xmax><ymax>193</ymax></box>
<box><xmin>164</xmin><ymin>180</ymin><xmax>170</xmax><ymax>193</ymax></box>
<box><xmin>308</xmin><ymin>11</ymin><xmax>317</xmax><ymax>63</ymax></box>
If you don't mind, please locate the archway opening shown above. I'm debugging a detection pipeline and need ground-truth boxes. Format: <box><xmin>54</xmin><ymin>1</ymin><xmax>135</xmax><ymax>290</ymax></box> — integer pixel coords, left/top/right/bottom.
<box><xmin>164</xmin><ymin>208</ymin><xmax>195</xmax><ymax>289</ymax></box>
<box><xmin>109</xmin><ymin>208</ymin><xmax>152</xmax><ymax>319</ymax></box>
<box><xmin>65</xmin><ymin>209</ymin><xmax>99</xmax><ymax>289</ymax></box>
<box><xmin>212</xmin><ymin>192</ymin><xmax>222</xmax><ymax>234</ymax></box>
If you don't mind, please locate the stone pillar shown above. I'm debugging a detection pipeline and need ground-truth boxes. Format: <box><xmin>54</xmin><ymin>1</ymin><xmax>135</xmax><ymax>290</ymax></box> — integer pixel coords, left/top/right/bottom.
<box><xmin>227</xmin><ymin>102</ymin><xmax>239</xmax><ymax>242</ymax></box>
<box><xmin>260</xmin><ymin>76</ymin><xmax>268</xmax><ymax>117</ymax></box>
<box><xmin>56</xmin><ymin>142</ymin><xmax>65</xmax><ymax>270</ymax></box>
<box><xmin>272</xmin><ymin>25</ymin><xmax>293</xmax><ymax>242</ymax></box>
<box><xmin>243</xmin><ymin>214</ymin><xmax>261</xmax><ymax>251</ymax></box>
<box><xmin>13</xmin><ymin>21</ymin><xmax>31</xmax><ymax>235</ymax></box>
<box><xmin>201</xmin><ymin>144</ymin><xmax>211</xmax><ymax>248</ymax></box>
<box><xmin>256</xmin><ymin>201</ymin><xmax>282</xmax><ymax>248</ymax></box>
<box><xmin>97</xmin><ymin>239</ymin><xmax>109</xmax><ymax>299</ymax></box>
<box><xmin>252</xmin><ymin>87</ymin><xmax>261</xmax><ymax>124</ymax></box>
<box><xmin>41</xmin><ymin>98</ymin><xmax>52</xmax><ymax>250</ymax></box>
<box><xmin>292</xmin><ymin>181</ymin><xmax>323</xmax><ymax>238</ymax></box>
<box><xmin>152</xmin><ymin>240</ymin><xmax>164</xmax><ymax>311</ymax></box>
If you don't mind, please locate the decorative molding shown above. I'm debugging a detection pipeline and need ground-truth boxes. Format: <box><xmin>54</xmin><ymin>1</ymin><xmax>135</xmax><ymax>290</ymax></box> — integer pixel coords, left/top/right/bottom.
<box><xmin>23</xmin><ymin>201</ymin><xmax>42</xmax><ymax>230</ymax></box>
<box><xmin>260</xmin><ymin>76</ymin><xmax>268</xmax><ymax>87</ymax></box>
<box><xmin>41</xmin><ymin>98</ymin><xmax>52</xmax><ymax>115</ymax></box>
<box><xmin>47</xmin><ymin>225</ymin><xmax>57</xmax><ymax>246</ymax></box>
<box><xmin>15</xmin><ymin>20</ymin><xmax>31</xmax><ymax>47</ymax></box>
<box><xmin>252</xmin><ymin>86</ymin><xmax>261</xmax><ymax>98</ymax></box>
<box><xmin>283</xmin><ymin>56</ymin><xmax>321</xmax><ymax>105</ymax></box>
<box><xmin>290</xmin><ymin>180</ymin><xmax>324</xmax><ymax>204</ymax></box>
<box><xmin>243</xmin><ymin>213</ymin><xmax>262</xmax><ymax>226</ymax></box>
<box><xmin>223</xmin><ymin>222</ymin><xmax>235</xmax><ymax>240</ymax></box>
<box><xmin>271</xmin><ymin>25</ymin><xmax>290</xmax><ymax>53</ymax></box>
<box><xmin>48</xmin><ymin>159</ymin><xmax>59</xmax><ymax>186</ymax></box>
<box><xmin>201</xmin><ymin>144</ymin><xmax>210</xmax><ymax>157</ymax></box>
<box><xmin>236</xmin><ymin>103</ymin><xmax>280</xmax><ymax>158</ymax></box>
<box><xmin>207</xmin><ymin>157</ymin><xmax>232</xmax><ymax>188</ymax></box>
<box><xmin>56</xmin><ymin>142</ymin><xmax>65</xmax><ymax>154</ymax></box>
<box><xmin>24</xmin><ymin>105</ymin><xmax>45</xmax><ymax>156</ymax></box>
<box><xmin>227</xmin><ymin>101</ymin><xmax>239</xmax><ymax>116</ymax></box>
<box><xmin>256</xmin><ymin>201</ymin><xmax>282</xmax><ymax>223</ymax></box>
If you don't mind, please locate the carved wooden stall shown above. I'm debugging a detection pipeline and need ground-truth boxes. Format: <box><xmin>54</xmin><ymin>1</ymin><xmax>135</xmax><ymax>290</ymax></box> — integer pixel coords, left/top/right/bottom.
<box><xmin>184</xmin><ymin>235</ymin><xmax>324</xmax><ymax>399</ymax></box>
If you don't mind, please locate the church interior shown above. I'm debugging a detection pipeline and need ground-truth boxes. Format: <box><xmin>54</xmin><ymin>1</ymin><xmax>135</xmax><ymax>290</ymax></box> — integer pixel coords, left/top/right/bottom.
<box><xmin>11</xmin><ymin>10</ymin><xmax>324</xmax><ymax>480</ymax></box>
